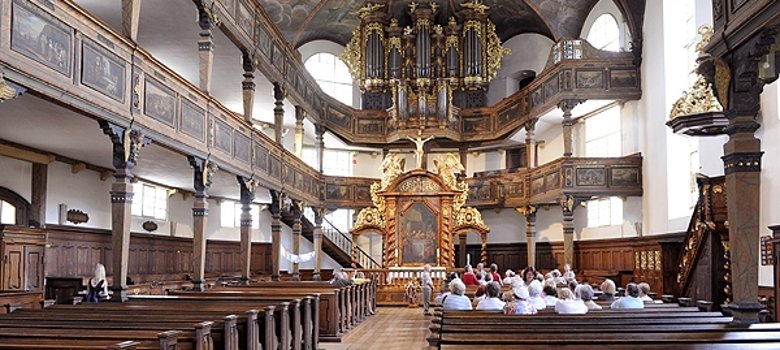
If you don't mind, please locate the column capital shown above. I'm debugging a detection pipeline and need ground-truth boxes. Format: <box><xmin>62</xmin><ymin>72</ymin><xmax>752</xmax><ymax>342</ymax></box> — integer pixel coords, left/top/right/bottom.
<box><xmin>269</xmin><ymin>189</ymin><xmax>284</xmax><ymax>217</ymax></box>
<box><xmin>0</xmin><ymin>73</ymin><xmax>26</xmax><ymax>102</ymax></box>
<box><xmin>515</xmin><ymin>205</ymin><xmax>537</xmax><ymax>218</ymax></box>
<box><xmin>557</xmin><ymin>99</ymin><xmax>584</xmax><ymax>116</ymax></box>
<box><xmin>722</xmin><ymin>26</ymin><xmax>779</xmax><ymax>117</ymax></box>
<box><xmin>273</xmin><ymin>82</ymin><xmax>286</xmax><ymax>102</ymax></box>
<box><xmin>99</xmin><ymin>121</ymin><xmax>150</xmax><ymax>174</ymax></box>
<box><xmin>560</xmin><ymin>195</ymin><xmax>580</xmax><ymax>216</ymax></box>
<box><xmin>237</xmin><ymin>176</ymin><xmax>257</xmax><ymax>204</ymax></box>
<box><xmin>295</xmin><ymin>105</ymin><xmax>306</xmax><ymax>123</ymax></box>
<box><xmin>194</xmin><ymin>0</ymin><xmax>218</xmax><ymax>32</ymax></box>
<box><xmin>290</xmin><ymin>199</ymin><xmax>304</xmax><ymax>219</ymax></box>
<box><xmin>188</xmin><ymin>156</ymin><xmax>217</xmax><ymax>195</ymax></box>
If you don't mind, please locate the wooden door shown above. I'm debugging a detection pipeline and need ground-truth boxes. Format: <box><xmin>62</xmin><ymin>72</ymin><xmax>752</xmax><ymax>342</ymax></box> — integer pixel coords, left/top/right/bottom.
<box><xmin>24</xmin><ymin>245</ymin><xmax>44</xmax><ymax>291</ymax></box>
<box><xmin>2</xmin><ymin>244</ymin><xmax>24</xmax><ymax>290</ymax></box>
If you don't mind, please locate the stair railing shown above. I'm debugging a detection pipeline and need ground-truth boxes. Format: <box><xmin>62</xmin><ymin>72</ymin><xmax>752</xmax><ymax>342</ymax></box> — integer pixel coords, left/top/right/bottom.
<box><xmin>321</xmin><ymin>217</ymin><xmax>381</xmax><ymax>269</ymax></box>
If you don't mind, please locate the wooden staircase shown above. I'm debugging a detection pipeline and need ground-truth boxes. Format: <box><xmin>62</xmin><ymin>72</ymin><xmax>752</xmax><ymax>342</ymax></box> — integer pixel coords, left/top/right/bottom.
<box><xmin>279</xmin><ymin>210</ymin><xmax>380</xmax><ymax>269</ymax></box>
<box><xmin>675</xmin><ymin>174</ymin><xmax>730</xmax><ymax>307</ymax></box>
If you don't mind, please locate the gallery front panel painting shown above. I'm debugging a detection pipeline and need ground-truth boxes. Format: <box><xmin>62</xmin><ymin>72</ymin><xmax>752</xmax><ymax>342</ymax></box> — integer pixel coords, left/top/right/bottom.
<box><xmin>399</xmin><ymin>201</ymin><xmax>438</xmax><ymax>266</ymax></box>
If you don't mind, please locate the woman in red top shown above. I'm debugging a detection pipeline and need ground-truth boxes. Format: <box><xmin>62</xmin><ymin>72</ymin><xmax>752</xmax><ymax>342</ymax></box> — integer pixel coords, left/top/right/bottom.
<box><xmin>462</xmin><ymin>264</ymin><xmax>479</xmax><ymax>286</ymax></box>
<box><xmin>490</xmin><ymin>263</ymin><xmax>502</xmax><ymax>286</ymax></box>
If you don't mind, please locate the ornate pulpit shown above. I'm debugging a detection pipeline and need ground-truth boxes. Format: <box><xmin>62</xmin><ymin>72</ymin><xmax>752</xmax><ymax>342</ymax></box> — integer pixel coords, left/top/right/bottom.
<box><xmin>352</xmin><ymin>153</ymin><xmax>489</xmax><ymax>268</ymax></box>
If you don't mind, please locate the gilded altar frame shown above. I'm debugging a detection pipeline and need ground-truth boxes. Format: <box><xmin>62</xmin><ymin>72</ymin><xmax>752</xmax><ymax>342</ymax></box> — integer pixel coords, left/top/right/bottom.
<box><xmin>351</xmin><ymin>153</ymin><xmax>489</xmax><ymax>268</ymax></box>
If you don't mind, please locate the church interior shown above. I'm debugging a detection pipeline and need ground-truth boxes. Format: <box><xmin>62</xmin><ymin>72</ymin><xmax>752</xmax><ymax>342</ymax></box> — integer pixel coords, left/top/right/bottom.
<box><xmin>1</xmin><ymin>0</ymin><xmax>780</xmax><ymax>348</ymax></box>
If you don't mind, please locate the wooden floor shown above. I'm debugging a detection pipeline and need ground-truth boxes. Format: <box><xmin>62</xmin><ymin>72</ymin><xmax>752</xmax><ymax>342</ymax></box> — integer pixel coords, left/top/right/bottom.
<box><xmin>321</xmin><ymin>307</ymin><xmax>430</xmax><ymax>350</ymax></box>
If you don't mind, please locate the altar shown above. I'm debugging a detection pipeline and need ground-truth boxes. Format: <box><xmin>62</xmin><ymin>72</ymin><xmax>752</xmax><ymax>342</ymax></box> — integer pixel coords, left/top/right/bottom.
<box><xmin>350</xmin><ymin>152</ymin><xmax>490</xmax><ymax>269</ymax></box>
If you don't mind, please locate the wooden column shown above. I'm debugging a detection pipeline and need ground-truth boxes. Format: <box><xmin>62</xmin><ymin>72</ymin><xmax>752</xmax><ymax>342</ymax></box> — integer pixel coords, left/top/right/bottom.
<box><xmin>558</xmin><ymin>100</ymin><xmax>581</xmax><ymax>157</ymax></box>
<box><xmin>241</xmin><ymin>50</ymin><xmax>256</xmax><ymax>123</ymax></box>
<box><xmin>195</xmin><ymin>1</ymin><xmax>215</xmax><ymax>93</ymax></box>
<box><xmin>517</xmin><ymin>205</ymin><xmax>537</xmax><ymax>268</ymax></box>
<box><xmin>294</xmin><ymin>106</ymin><xmax>305</xmax><ymax>157</ymax></box>
<box><xmin>458</xmin><ymin>145</ymin><xmax>468</xmax><ymax>175</ymax></box>
<box><xmin>719</xmin><ymin>28</ymin><xmax>777</xmax><ymax>323</ymax></box>
<box><xmin>291</xmin><ymin>200</ymin><xmax>303</xmax><ymax>281</ymax></box>
<box><xmin>480</xmin><ymin>233</ymin><xmax>488</xmax><ymax>266</ymax></box>
<box><xmin>312</xmin><ymin>208</ymin><xmax>325</xmax><ymax>281</ymax></box>
<box><xmin>238</xmin><ymin>176</ymin><xmax>255</xmax><ymax>284</ymax></box>
<box><xmin>100</xmin><ymin>121</ymin><xmax>149</xmax><ymax>302</ymax></box>
<box><xmin>458</xmin><ymin>234</ymin><xmax>466</xmax><ymax>267</ymax></box>
<box><xmin>270</xmin><ymin>190</ymin><xmax>282</xmax><ymax>281</ymax></box>
<box><xmin>314</xmin><ymin>124</ymin><xmax>325</xmax><ymax>173</ymax></box>
<box><xmin>188</xmin><ymin>156</ymin><xmax>214</xmax><ymax>291</ymax></box>
<box><xmin>561</xmin><ymin>195</ymin><xmax>577</xmax><ymax>268</ymax></box>
<box><xmin>273</xmin><ymin>83</ymin><xmax>285</xmax><ymax>144</ymax></box>
<box><xmin>30</xmin><ymin>163</ymin><xmax>47</xmax><ymax>227</ymax></box>
<box><xmin>524</xmin><ymin>120</ymin><xmax>537</xmax><ymax>169</ymax></box>
<box><xmin>121</xmin><ymin>0</ymin><xmax>142</xmax><ymax>42</ymax></box>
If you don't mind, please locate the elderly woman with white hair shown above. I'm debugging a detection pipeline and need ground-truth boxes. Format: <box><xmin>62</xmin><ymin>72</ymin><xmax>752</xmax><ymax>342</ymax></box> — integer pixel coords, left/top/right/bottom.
<box><xmin>442</xmin><ymin>279</ymin><xmax>472</xmax><ymax>310</ymax></box>
<box><xmin>597</xmin><ymin>279</ymin><xmax>617</xmax><ymax>301</ymax></box>
<box><xmin>542</xmin><ymin>279</ymin><xmax>559</xmax><ymax>306</ymax></box>
<box><xmin>575</xmin><ymin>284</ymin><xmax>602</xmax><ymax>310</ymax></box>
<box><xmin>476</xmin><ymin>282</ymin><xmax>506</xmax><ymax>310</ymax></box>
<box><xmin>554</xmin><ymin>288</ymin><xmax>588</xmax><ymax>314</ymax></box>
<box><xmin>503</xmin><ymin>285</ymin><xmax>537</xmax><ymax>315</ymax></box>
<box><xmin>527</xmin><ymin>280</ymin><xmax>547</xmax><ymax>310</ymax></box>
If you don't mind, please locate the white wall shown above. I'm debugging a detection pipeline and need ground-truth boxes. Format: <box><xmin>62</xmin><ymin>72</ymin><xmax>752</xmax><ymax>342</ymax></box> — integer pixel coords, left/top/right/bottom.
<box><xmin>352</xmin><ymin>152</ymin><xmax>382</xmax><ymax>178</ymax></box>
<box><xmin>487</xmin><ymin>34</ymin><xmax>555</xmax><ymax>105</ymax></box>
<box><xmin>46</xmin><ymin>161</ymin><xmax>112</xmax><ymax>229</ymax></box>
<box><xmin>0</xmin><ymin>155</ymin><xmax>32</xmax><ymax>202</ymax></box>
<box><xmin>758</xmin><ymin>81</ymin><xmax>780</xmax><ymax>287</ymax></box>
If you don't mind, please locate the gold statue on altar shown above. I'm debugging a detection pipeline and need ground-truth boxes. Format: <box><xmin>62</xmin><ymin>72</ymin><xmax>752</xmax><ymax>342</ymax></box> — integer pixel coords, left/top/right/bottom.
<box><xmin>352</xmin><ymin>151</ymin><xmax>489</xmax><ymax>268</ymax></box>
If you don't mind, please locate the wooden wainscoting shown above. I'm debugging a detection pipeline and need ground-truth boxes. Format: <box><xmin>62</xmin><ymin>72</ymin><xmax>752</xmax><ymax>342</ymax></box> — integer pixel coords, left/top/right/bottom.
<box><xmin>457</xmin><ymin>232</ymin><xmax>685</xmax><ymax>295</ymax></box>
<box><xmin>45</xmin><ymin>225</ymin><xmax>272</xmax><ymax>284</ymax></box>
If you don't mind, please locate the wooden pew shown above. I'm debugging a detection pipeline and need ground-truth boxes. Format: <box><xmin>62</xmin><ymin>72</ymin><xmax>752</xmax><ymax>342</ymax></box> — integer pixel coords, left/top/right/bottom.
<box><xmin>42</xmin><ymin>299</ymin><xmax>283</xmax><ymax>350</ymax></box>
<box><xmin>162</xmin><ymin>292</ymin><xmax>318</xmax><ymax>349</ymax></box>
<box><xmin>429</xmin><ymin>309</ymin><xmax>780</xmax><ymax>349</ymax></box>
<box><xmin>0</xmin><ymin>327</ymin><xmax>196</xmax><ymax>350</ymax></box>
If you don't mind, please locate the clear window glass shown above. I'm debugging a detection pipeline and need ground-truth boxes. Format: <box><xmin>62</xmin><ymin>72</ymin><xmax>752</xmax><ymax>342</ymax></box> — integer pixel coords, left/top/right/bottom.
<box><xmin>322</xmin><ymin>149</ymin><xmax>353</xmax><ymax>176</ymax></box>
<box><xmin>131</xmin><ymin>183</ymin><xmax>168</xmax><ymax>220</ymax></box>
<box><xmin>585</xmin><ymin>105</ymin><xmax>623</xmax><ymax>227</ymax></box>
<box><xmin>587</xmin><ymin>14</ymin><xmax>620</xmax><ymax>51</ymax></box>
<box><xmin>0</xmin><ymin>200</ymin><xmax>16</xmax><ymax>225</ymax></box>
<box><xmin>221</xmin><ymin>201</ymin><xmax>261</xmax><ymax>229</ymax></box>
<box><xmin>305</xmin><ymin>53</ymin><xmax>354</xmax><ymax>105</ymax></box>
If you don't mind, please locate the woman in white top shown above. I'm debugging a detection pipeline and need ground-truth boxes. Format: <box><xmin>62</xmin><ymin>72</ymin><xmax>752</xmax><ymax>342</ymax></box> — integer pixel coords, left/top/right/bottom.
<box><xmin>555</xmin><ymin>288</ymin><xmax>588</xmax><ymax>314</ymax></box>
<box><xmin>638</xmin><ymin>282</ymin><xmax>654</xmax><ymax>302</ymax></box>
<box><xmin>527</xmin><ymin>280</ymin><xmax>547</xmax><ymax>311</ymax></box>
<box><xmin>503</xmin><ymin>286</ymin><xmax>537</xmax><ymax>315</ymax></box>
<box><xmin>476</xmin><ymin>282</ymin><xmax>506</xmax><ymax>310</ymax></box>
<box><xmin>542</xmin><ymin>280</ymin><xmax>559</xmax><ymax>306</ymax></box>
<box><xmin>575</xmin><ymin>284</ymin><xmax>602</xmax><ymax>310</ymax></box>
<box><xmin>442</xmin><ymin>279</ymin><xmax>472</xmax><ymax>310</ymax></box>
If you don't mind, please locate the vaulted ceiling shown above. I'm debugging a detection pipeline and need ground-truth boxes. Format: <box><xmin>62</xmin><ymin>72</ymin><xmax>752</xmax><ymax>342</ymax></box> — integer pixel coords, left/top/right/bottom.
<box><xmin>257</xmin><ymin>0</ymin><xmax>644</xmax><ymax>49</ymax></box>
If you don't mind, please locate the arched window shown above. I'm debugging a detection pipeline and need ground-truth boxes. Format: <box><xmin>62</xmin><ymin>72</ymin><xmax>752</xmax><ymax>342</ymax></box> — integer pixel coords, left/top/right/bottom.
<box><xmin>587</xmin><ymin>14</ymin><xmax>620</xmax><ymax>52</ymax></box>
<box><xmin>0</xmin><ymin>187</ymin><xmax>30</xmax><ymax>226</ymax></box>
<box><xmin>304</xmin><ymin>53</ymin><xmax>353</xmax><ymax>105</ymax></box>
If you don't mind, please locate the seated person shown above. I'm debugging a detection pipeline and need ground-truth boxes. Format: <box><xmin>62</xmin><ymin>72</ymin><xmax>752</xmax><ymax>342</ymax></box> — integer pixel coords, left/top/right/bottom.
<box><xmin>442</xmin><ymin>279</ymin><xmax>472</xmax><ymax>310</ymax></box>
<box><xmin>504</xmin><ymin>285</ymin><xmax>537</xmax><ymax>315</ymax></box>
<box><xmin>462</xmin><ymin>265</ymin><xmax>479</xmax><ymax>286</ymax></box>
<box><xmin>527</xmin><ymin>280</ymin><xmax>547</xmax><ymax>311</ymax></box>
<box><xmin>435</xmin><ymin>278</ymin><xmax>453</xmax><ymax>305</ymax></box>
<box><xmin>502</xmin><ymin>269</ymin><xmax>516</xmax><ymax>285</ymax></box>
<box><xmin>542</xmin><ymin>280</ymin><xmax>559</xmax><ymax>306</ymax></box>
<box><xmin>610</xmin><ymin>283</ymin><xmax>645</xmax><ymax>309</ymax></box>
<box><xmin>568</xmin><ymin>279</ymin><xmax>579</xmax><ymax>296</ymax></box>
<box><xmin>575</xmin><ymin>284</ymin><xmax>602</xmax><ymax>310</ymax></box>
<box><xmin>555</xmin><ymin>288</ymin><xmax>588</xmax><ymax>314</ymax></box>
<box><xmin>490</xmin><ymin>263</ymin><xmax>503</xmax><ymax>286</ymax></box>
<box><xmin>563</xmin><ymin>264</ymin><xmax>576</xmax><ymax>281</ymax></box>
<box><xmin>597</xmin><ymin>279</ymin><xmax>617</xmax><ymax>301</ymax></box>
<box><xmin>330</xmin><ymin>271</ymin><xmax>354</xmax><ymax>287</ymax></box>
<box><xmin>86</xmin><ymin>263</ymin><xmax>109</xmax><ymax>302</ymax></box>
<box><xmin>476</xmin><ymin>282</ymin><xmax>506</xmax><ymax>310</ymax></box>
<box><xmin>521</xmin><ymin>266</ymin><xmax>537</xmax><ymax>286</ymax></box>
<box><xmin>638</xmin><ymin>282</ymin><xmax>654</xmax><ymax>302</ymax></box>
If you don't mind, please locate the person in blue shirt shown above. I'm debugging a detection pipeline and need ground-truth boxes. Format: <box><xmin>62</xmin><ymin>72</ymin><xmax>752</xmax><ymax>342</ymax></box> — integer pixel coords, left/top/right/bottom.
<box><xmin>610</xmin><ymin>283</ymin><xmax>645</xmax><ymax>309</ymax></box>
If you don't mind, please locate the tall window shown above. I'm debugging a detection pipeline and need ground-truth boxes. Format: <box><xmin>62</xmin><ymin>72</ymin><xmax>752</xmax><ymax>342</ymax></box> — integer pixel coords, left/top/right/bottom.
<box><xmin>325</xmin><ymin>209</ymin><xmax>354</xmax><ymax>233</ymax></box>
<box><xmin>0</xmin><ymin>200</ymin><xmax>16</xmax><ymax>225</ymax></box>
<box><xmin>587</xmin><ymin>14</ymin><xmax>620</xmax><ymax>51</ymax></box>
<box><xmin>131</xmin><ymin>183</ymin><xmax>168</xmax><ymax>220</ymax></box>
<box><xmin>585</xmin><ymin>106</ymin><xmax>623</xmax><ymax>227</ymax></box>
<box><xmin>305</xmin><ymin>53</ymin><xmax>353</xmax><ymax>105</ymax></box>
<box><xmin>220</xmin><ymin>201</ymin><xmax>261</xmax><ymax>229</ymax></box>
<box><xmin>585</xmin><ymin>106</ymin><xmax>621</xmax><ymax>157</ymax></box>
<box><xmin>322</xmin><ymin>149</ymin><xmax>353</xmax><ymax>176</ymax></box>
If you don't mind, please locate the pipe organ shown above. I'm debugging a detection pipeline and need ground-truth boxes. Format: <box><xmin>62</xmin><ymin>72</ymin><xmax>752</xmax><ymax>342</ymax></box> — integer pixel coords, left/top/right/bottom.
<box><xmin>341</xmin><ymin>0</ymin><xmax>510</xmax><ymax>131</ymax></box>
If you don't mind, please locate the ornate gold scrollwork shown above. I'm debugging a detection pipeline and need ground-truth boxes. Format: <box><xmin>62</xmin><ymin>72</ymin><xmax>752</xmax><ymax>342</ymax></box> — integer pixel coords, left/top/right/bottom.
<box><xmin>485</xmin><ymin>20</ymin><xmax>511</xmax><ymax>81</ymax></box>
<box><xmin>354</xmin><ymin>207</ymin><xmax>384</xmax><ymax>230</ymax></box>
<box><xmin>453</xmin><ymin>207</ymin><xmax>489</xmax><ymax>232</ymax></box>
<box><xmin>341</xmin><ymin>27</ymin><xmax>363</xmax><ymax>82</ymax></box>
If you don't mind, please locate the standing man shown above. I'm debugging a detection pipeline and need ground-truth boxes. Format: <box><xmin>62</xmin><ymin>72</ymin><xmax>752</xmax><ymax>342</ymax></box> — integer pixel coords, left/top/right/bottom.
<box><xmin>422</xmin><ymin>264</ymin><xmax>434</xmax><ymax>316</ymax></box>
